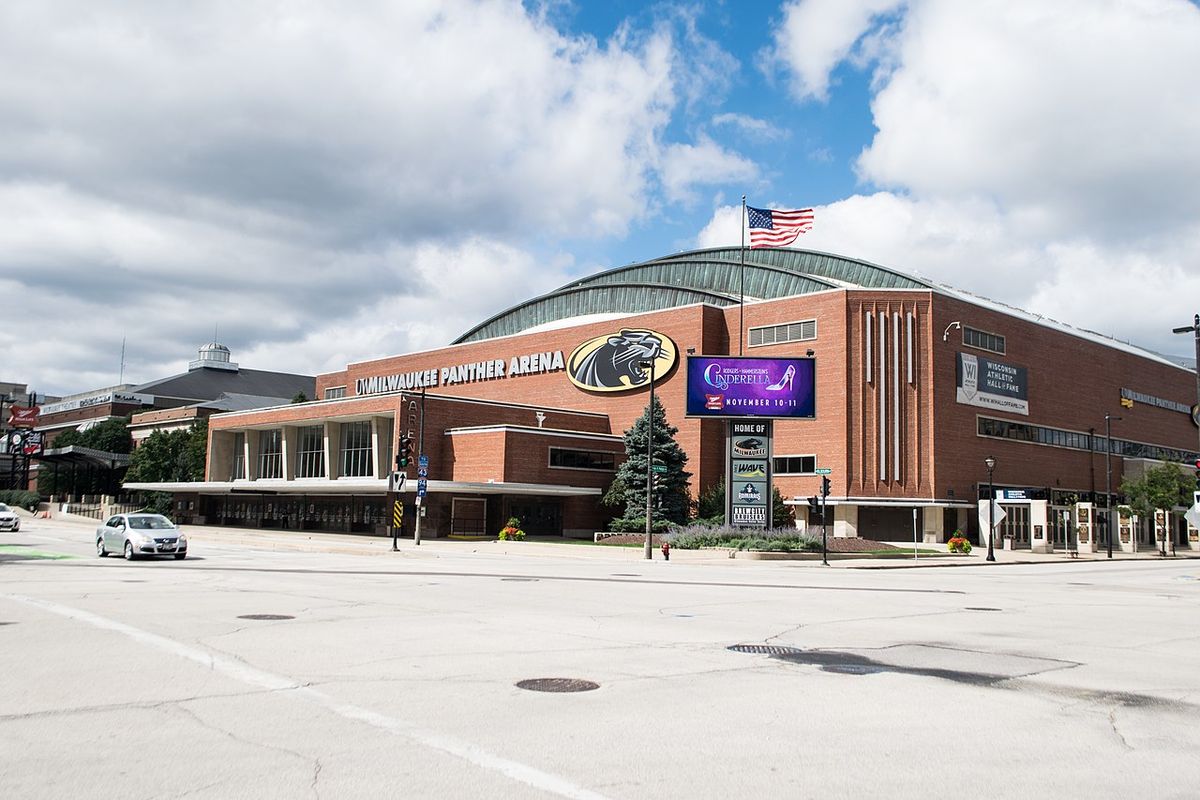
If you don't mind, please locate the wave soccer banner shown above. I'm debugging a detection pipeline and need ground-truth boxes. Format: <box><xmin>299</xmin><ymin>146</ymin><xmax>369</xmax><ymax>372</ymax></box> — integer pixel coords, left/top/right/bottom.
<box><xmin>685</xmin><ymin>356</ymin><xmax>816</xmax><ymax>419</ymax></box>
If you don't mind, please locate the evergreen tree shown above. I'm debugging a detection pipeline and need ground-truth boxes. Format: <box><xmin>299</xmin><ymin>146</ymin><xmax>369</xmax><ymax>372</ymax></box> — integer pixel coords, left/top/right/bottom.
<box><xmin>608</xmin><ymin>396</ymin><xmax>691</xmax><ymax>530</ymax></box>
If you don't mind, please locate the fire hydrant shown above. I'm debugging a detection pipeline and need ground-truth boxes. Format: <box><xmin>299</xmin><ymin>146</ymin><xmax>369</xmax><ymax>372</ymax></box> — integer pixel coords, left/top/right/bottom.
<box><xmin>661</xmin><ymin>541</ymin><xmax>670</xmax><ymax>561</ymax></box>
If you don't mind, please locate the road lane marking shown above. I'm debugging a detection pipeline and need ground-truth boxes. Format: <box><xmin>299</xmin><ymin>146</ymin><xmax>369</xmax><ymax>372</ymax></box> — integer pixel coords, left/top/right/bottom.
<box><xmin>3</xmin><ymin>593</ymin><xmax>612</xmax><ymax>800</ymax></box>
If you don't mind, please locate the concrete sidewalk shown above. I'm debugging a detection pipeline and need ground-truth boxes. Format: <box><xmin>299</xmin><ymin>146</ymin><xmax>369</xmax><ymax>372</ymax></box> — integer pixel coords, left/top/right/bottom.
<box><xmin>41</xmin><ymin>510</ymin><xmax>1198</xmax><ymax>567</ymax></box>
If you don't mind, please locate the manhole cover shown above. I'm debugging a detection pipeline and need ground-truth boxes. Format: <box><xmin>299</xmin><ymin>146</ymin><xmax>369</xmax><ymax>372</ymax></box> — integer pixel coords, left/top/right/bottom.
<box><xmin>727</xmin><ymin>643</ymin><xmax>804</xmax><ymax>656</ymax></box>
<box><xmin>237</xmin><ymin>614</ymin><xmax>294</xmax><ymax>621</ymax></box>
<box><xmin>965</xmin><ymin>607</ymin><xmax>1002</xmax><ymax>612</ymax></box>
<box><xmin>515</xmin><ymin>678</ymin><xmax>600</xmax><ymax>693</ymax></box>
<box><xmin>501</xmin><ymin>578</ymin><xmax>538</xmax><ymax>582</ymax></box>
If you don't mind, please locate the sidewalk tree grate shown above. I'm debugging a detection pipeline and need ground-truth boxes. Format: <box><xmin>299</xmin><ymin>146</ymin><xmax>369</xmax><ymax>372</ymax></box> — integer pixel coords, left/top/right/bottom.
<box><xmin>728</xmin><ymin>643</ymin><xmax>804</xmax><ymax>656</ymax></box>
<box><xmin>515</xmin><ymin>678</ymin><xmax>600</xmax><ymax>693</ymax></box>
<box><xmin>237</xmin><ymin>614</ymin><xmax>295</xmax><ymax>621</ymax></box>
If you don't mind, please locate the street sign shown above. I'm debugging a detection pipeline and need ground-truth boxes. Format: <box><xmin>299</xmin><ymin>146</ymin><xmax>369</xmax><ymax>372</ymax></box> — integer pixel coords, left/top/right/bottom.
<box><xmin>418</xmin><ymin>454</ymin><xmax>429</xmax><ymax>468</ymax></box>
<box><xmin>652</xmin><ymin>464</ymin><xmax>668</xmax><ymax>473</ymax></box>
<box><xmin>389</xmin><ymin>472</ymin><xmax>407</xmax><ymax>492</ymax></box>
<box><xmin>814</xmin><ymin>468</ymin><xmax>832</xmax><ymax>475</ymax></box>
<box><xmin>1184</xmin><ymin>503</ymin><xmax>1200</xmax><ymax>530</ymax></box>
<box><xmin>392</xmin><ymin>500</ymin><xmax>403</xmax><ymax>527</ymax></box>
<box><xmin>417</xmin><ymin>478</ymin><xmax>427</xmax><ymax>497</ymax></box>
<box><xmin>977</xmin><ymin>500</ymin><xmax>1007</xmax><ymax>533</ymax></box>
<box><xmin>417</xmin><ymin>466</ymin><xmax>428</xmax><ymax>478</ymax></box>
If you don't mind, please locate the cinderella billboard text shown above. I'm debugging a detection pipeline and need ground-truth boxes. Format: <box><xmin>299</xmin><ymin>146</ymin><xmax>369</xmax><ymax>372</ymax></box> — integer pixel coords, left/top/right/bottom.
<box><xmin>685</xmin><ymin>357</ymin><xmax>816</xmax><ymax>419</ymax></box>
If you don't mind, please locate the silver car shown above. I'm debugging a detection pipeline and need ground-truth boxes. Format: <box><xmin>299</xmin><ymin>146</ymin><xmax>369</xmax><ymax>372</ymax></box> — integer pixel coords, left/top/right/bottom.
<box><xmin>0</xmin><ymin>503</ymin><xmax>19</xmax><ymax>532</ymax></box>
<box><xmin>96</xmin><ymin>513</ymin><xmax>187</xmax><ymax>560</ymax></box>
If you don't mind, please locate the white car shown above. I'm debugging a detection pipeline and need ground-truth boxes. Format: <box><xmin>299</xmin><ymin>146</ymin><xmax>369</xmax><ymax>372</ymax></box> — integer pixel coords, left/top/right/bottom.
<box><xmin>0</xmin><ymin>503</ymin><xmax>19</xmax><ymax>532</ymax></box>
<box><xmin>96</xmin><ymin>513</ymin><xmax>187</xmax><ymax>560</ymax></box>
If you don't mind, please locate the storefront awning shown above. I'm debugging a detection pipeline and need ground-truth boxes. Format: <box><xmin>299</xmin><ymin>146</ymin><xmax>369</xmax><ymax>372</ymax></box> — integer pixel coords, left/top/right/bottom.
<box><xmin>37</xmin><ymin>445</ymin><xmax>131</xmax><ymax>470</ymax></box>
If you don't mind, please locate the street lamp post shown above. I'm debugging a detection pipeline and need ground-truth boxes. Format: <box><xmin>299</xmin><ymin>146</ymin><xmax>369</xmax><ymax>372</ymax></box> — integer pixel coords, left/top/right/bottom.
<box><xmin>1105</xmin><ymin>413</ymin><xmax>1121</xmax><ymax>559</ymax></box>
<box><xmin>984</xmin><ymin>456</ymin><xmax>997</xmax><ymax>562</ymax></box>
<box><xmin>640</xmin><ymin>358</ymin><xmax>657</xmax><ymax>561</ymax></box>
<box><xmin>1172</xmin><ymin>313</ymin><xmax>1200</xmax><ymax>456</ymax></box>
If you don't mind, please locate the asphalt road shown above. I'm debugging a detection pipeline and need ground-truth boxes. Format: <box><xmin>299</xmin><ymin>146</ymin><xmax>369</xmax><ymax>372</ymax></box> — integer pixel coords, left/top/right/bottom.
<box><xmin>2</xmin><ymin>517</ymin><xmax>1199</xmax><ymax>799</ymax></box>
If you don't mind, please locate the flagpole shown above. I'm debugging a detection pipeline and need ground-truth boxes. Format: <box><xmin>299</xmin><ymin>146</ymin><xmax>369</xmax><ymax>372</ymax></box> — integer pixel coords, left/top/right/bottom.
<box><xmin>739</xmin><ymin>195</ymin><xmax>746</xmax><ymax>356</ymax></box>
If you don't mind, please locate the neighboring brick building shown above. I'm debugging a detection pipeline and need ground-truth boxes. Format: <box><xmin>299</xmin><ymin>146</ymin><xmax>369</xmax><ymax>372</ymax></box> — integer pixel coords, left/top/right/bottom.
<box><xmin>126</xmin><ymin>248</ymin><xmax>1200</xmax><ymax>550</ymax></box>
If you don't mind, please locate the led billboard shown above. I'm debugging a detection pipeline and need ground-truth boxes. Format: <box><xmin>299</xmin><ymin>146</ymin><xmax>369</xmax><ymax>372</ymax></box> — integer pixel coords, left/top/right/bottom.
<box><xmin>685</xmin><ymin>356</ymin><xmax>815</xmax><ymax>419</ymax></box>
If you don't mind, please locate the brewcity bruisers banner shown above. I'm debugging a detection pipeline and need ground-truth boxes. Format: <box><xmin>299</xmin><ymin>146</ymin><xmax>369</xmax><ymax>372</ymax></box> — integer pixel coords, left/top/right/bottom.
<box><xmin>685</xmin><ymin>356</ymin><xmax>815</xmax><ymax>418</ymax></box>
<box><xmin>956</xmin><ymin>352</ymin><xmax>1029</xmax><ymax>416</ymax></box>
<box><xmin>727</xmin><ymin>420</ymin><xmax>772</xmax><ymax>528</ymax></box>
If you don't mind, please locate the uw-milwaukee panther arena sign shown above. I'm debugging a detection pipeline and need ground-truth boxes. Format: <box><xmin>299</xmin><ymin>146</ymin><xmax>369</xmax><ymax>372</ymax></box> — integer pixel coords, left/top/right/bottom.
<box><xmin>566</xmin><ymin>329</ymin><xmax>678</xmax><ymax>393</ymax></box>
<box><xmin>355</xmin><ymin>350</ymin><xmax>566</xmax><ymax>395</ymax></box>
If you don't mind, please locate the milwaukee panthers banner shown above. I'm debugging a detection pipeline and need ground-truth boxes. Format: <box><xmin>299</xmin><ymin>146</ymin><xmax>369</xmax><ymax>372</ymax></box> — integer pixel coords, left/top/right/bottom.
<box><xmin>956</xmin><ymin>352</ymin><xmax>1029</xmax><ymax>415</ymax></box>
<box><xmin>566</xmin><ymin>329</ymin><xmax>677</xmax><ymax>393</ymax></box>
<box><xmin>685</xmin><ymin>356</ymin><xmax>815</xmax><ymax>418</ymax></box>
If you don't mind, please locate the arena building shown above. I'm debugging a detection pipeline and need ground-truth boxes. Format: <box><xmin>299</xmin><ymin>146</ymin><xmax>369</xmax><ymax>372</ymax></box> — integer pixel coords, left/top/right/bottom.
<box><xmin>126</xmin><ymin>247</ymin><xmax>1200</xmax><ymax>552</ymax></box>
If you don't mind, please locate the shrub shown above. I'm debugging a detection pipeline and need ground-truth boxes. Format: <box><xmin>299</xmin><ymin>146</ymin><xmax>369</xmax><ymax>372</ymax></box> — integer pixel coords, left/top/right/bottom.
<box><xmin>670</xmin><ymin>523</ymin><xmax>819</xmax><ymax>552</ymax></box>
<box><xmin>947</xmin><ymin>532</ymin><xmax>972</xmax><ymax>554</ymax></box>
<box><xmin>0</xmin><ymin>490</ymin><xmax>41</xmax><ymax>511</ymax></box>
<box><xmin>498</xmin><ymin>517</ymin><xmax>526</xmax><ymax>541</ymax></box>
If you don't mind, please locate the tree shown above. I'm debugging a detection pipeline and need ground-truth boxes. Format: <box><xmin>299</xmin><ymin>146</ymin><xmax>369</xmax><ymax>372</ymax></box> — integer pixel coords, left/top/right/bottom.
<box><xmin>607</xmin><ymin>396</ymin><xmax>691</xmax><ymax>530</ymax></box>
<box><xmin>126</xmin><ymin>419</ymin><xmax>208</xmax><ymax>483</ymax></box>
<box><xmin>50</xmin><ymin>416</ymin><xmax>133</xmax><ymax>453</ymax></box>
<box><xmin>695</xmin><ymin>477</ymin><xmax>794</xmax><ymax>528</ymax></box>
<box><xmin>1121</xmin><ymin>462</ymin><xmax>1192</xmax><ymax>553</ymax></box>
<box><xmin>291</xmin><ymin>391</ymin><xmax>309</xmax><ymax>403</ymax></box>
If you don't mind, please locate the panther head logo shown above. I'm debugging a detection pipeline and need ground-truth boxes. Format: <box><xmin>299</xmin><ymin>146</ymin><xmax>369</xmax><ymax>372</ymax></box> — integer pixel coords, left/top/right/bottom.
<box><xmin>567</xmin><ymin>329</ymin><xmax>677</xmax><ymax>392</ymax></box>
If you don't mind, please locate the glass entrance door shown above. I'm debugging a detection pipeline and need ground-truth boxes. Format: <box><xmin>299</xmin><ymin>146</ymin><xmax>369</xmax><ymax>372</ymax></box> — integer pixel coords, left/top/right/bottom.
<box><xmin>998</xmin><ymin>504</ymin><xmax>1031</xmax><ymax>548</ymax></box>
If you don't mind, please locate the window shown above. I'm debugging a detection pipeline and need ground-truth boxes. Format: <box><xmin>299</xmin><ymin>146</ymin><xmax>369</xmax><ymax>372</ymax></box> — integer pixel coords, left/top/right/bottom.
<box><xmin>549</xmin><ymin>448</ymin><xmax>616</xmax><ymax>471</ymax></box>
<box><xmin>340</xmin><ymin>421</ymin><xmax>373</xmax><ymax>477</ymax></box>
<box><xmin>324</xmin><ymin>386</ymin><xmax>346</xmax><ymax>400</ymax></box>
<box><xmin>773</xmin><ymin>455</ymin><xmax>816</xmax><ymax>474</ymax></box>
<box><xmin>296</xmin><ymin>425</ymin><xmax>325</xmax><ymax>478</ymax></box>
<box><xmin>257</xmin><ymin>429</ymin><xmax>283</xmax><ymax>479</ymax></box>
<box><xmin>231</xmin><ymin>432</ymin><xmax>245</xmax><ymax>480</ymax></box>
<box><xmin>750</xmin><ymin>318</ymin><xmax>816</xmax><ymax>347</ymax></box>
<box><xmin>978</xmin><ymin>416</ymin><xmax>1197</xmax><ymax>463</ymax></box>
<box><xmin>963</xmin><ymin>326</ymin><xmax>1006</xmax><ymax>355</ymax></box>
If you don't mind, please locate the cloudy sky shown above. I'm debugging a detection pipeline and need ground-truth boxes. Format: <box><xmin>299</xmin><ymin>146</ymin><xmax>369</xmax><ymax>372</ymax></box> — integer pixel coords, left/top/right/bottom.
<box><xmin>3</xmin><ymin>0</ymin><xmax>1198</xmax><ymax>397</ymax></box>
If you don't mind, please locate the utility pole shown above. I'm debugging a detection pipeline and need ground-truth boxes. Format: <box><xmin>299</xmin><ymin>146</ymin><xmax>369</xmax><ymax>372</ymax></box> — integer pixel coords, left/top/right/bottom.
<box><xmin>1105</xmin><ymin>413</ymin><xmax>1121</xmax><ymax>559</ymax></box>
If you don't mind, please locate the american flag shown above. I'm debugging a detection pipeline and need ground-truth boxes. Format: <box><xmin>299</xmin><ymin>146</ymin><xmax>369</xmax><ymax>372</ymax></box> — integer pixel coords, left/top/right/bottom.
<box><xmin>747</xmin><ymin>205</ymin><xmax>814</xmax><ymax>249</ymax></box>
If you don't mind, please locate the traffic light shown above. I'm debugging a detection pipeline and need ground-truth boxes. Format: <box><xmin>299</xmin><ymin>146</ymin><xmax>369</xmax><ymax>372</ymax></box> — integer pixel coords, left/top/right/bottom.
<box><xmin>396</xmin><ymin>435</ymin><xmax>413</xmax><ymax>470</ymax></box>
<box><xmin>821</xmin><ymin>475</ymin><xmax>831</xmax><ymax>497</ymax></box>
<box><xmin>1194</xmin><ymin>458</ymin><xmax>1200</xmax><ymax>490</ymax></box>
<box><xmin>807</xmin><ymin>496</ymin><xmax>819</xmax><ymax>515</ymax></box>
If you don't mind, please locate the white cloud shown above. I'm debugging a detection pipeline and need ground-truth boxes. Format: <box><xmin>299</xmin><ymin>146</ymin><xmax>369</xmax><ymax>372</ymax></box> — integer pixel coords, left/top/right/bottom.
<box><xmin>734</xmin><ymin>0</ymin><xmax>1200</xmax><ymax>360</ymax></box>
<box><xmin>660</xmin><ymin>136</ymin><xmax>758</xmax><ymax>203</ymax></box>
<box><xmin>0</xmin><ymin>1</ymin><xmax>722</xmax><ymax>394</ymax></box>
<box><xmin>856</xmin><ymin>0</ymin><xmax>1200</xmax><ymax>239</ymax></box>
<box><xmin>711</xmin><ymin>113</ymin><xmax>786</xmax><ymax>141</ymax></box>
<box><xmin>763</xmin><ymin>0</ymin><xmax>906</xmax><ymax>102</ymax></box>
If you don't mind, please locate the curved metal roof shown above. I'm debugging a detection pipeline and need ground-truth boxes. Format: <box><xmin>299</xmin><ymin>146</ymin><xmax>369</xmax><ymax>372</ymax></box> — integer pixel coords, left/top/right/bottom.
<box><xmin>454</xmin><ymin>247</ymin><xmax>933</xmax><ymax>344</ymax></box>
